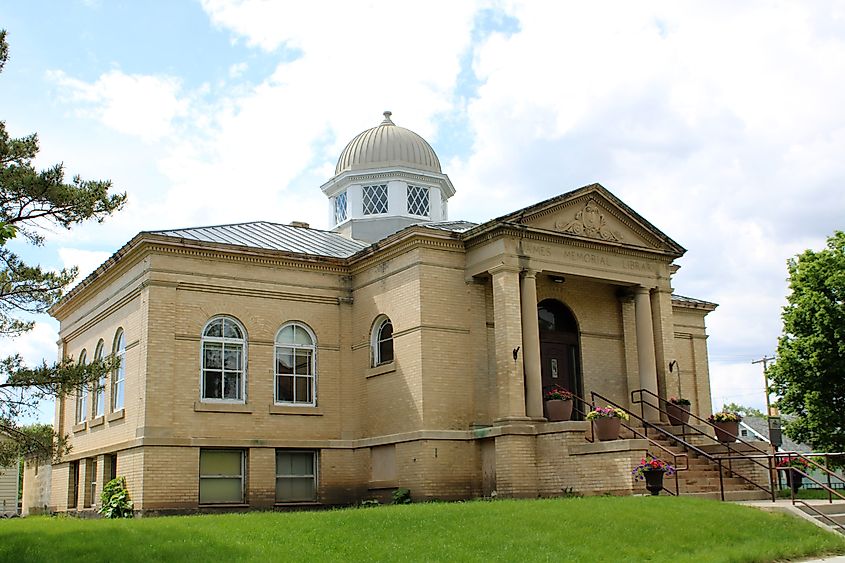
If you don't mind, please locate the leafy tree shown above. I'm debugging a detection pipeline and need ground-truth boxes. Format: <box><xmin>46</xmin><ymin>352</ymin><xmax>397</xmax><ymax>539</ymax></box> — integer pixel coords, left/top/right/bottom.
<box><xmin>721</xmin><ymin>402</ymin><xmax>765</xmax><ymax>418</ymax></box>
<box><xmin>768</xmin><ymin>231</ymin><xmax>845</xmax><ymax>453</ymax></box>
<box><xmin>0</xmin><ymin>29</ymin><xmax>126</xmax><ymax>463</ymax></box>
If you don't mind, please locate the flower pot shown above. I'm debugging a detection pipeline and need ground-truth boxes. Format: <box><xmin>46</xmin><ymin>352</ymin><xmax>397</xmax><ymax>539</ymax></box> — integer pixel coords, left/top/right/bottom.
<box><xmin>666</xmin><ymin>403</ymin><xmax>690</xmax><ymax>426</ymax></box>
<box><xmin>545</xmin><ymin>399</ymin><xmax>573</xmax><ymax>422</ymax></box>
<box><xmin>784</xmin><ymin>469</ymin><xmax>804</xmax><ymax>494</ymax></box>
<box><xmin>593</xmin><ymin>417</ymin><xmax>622</xmax><ymax>441</ymax></box>
<box><xmin>643</xmin><ymin>470</ymin><xmax>665</xmax><ymax>496</ymax></box>
<box><xmin>713</xmin><ymin>420</ymin><xmax>739</xmax><ymax>443</ymax></box>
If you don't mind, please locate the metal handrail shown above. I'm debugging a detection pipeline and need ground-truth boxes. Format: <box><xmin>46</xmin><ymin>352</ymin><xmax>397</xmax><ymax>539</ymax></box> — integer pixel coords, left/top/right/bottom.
<box><xmin>595</xmin><ymin>391</ymin><xmax>775</xmax><ymax>500</ymax></box>
<box><xmin>793</xmin><ymin>500</ymin><xmax>845</xmax><ymax>535</ymax></box>
<box><xmin>632</xmin><ymin>388</ymin><xmax>771</xmax><ymax>456</ymax></box>
<box><xmin>775</xmin><ymin>452</ymin><xmax>845</xmax><ymax>505</ymax></box>
<box><xmin>572</xmin><ymin>391</ymin><xmax>687</xmax><ymax>495</ymax></box>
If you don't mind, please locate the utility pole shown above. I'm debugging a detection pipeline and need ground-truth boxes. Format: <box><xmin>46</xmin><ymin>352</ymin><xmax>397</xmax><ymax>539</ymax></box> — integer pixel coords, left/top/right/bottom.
<box><xmin>753</xmin><ymin>355</ymin><xmax>781</xmax><ymax>449</ymax></box>
<box><xmin>752</xmin><ymin>355</ymin><xmax>775</xmax><ymax>416</ymax></box>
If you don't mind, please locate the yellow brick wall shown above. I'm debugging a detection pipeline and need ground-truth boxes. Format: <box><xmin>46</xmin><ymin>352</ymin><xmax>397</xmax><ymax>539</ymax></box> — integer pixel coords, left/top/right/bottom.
<box><xmin>46</xmin><ymin>227</ymin><xmax>716</xmax><ymax>510</ymax></box>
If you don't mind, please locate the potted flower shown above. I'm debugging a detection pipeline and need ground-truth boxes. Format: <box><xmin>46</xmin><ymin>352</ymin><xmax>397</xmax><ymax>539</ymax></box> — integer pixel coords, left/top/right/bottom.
<box><xmin>666</xmin><ymin>396</ymin><xmax>691</xmax><ymax>426</ymax></box>
<box><xmin>708</xmin><ymin>411</ymin><xmax>742</xmax><ymax>443</ymax></box>
<box><xmin>586</xmin><ymin>406</ymin><xmax>629</xmax><ymax>441</ymax></box>
<box><xmin>543</xmin><ymin>386</ymin><xmax>573</xmax><ymax>422</ymax></box>
<box><xmin>777</xmin><ymin>456</ymin><xmax>810</xmax><ymax>494</ymax></box>
<box><xmin>632</xmin><ymin>455</ymin><xmax>676</xmax><ymax>495</ymax></box>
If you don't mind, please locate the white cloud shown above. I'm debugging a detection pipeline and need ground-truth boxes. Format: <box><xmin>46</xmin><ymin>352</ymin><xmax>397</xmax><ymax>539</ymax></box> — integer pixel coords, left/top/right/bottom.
<box><xmin>47</xmin><ymin>70</ymin><xmax>188</xmax><ymax>142</ymax></box>
<box><xmin>31</xmin><ymin>1</ymin><xmax>845</xmax><ymax>413</ymax></box>
<box><xmin>58</xmin><ymin>248</ymin><xmax>113</xmax><ymax>281</ymax></box>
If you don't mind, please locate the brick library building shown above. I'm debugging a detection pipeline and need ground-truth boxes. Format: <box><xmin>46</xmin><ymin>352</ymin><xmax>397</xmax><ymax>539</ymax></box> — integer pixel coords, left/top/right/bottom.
<box><xmin>42</xmin><ymin>112</ymin><xmax>717</xmax><ymax>514</ymax></box>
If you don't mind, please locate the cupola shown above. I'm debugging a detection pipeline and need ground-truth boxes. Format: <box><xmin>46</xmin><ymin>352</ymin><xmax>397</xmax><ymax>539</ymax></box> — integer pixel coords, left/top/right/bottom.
<box><xmin>321</xmin><ymin>112</ymin><xmax>456</xmax><ymax>243</ymax></box>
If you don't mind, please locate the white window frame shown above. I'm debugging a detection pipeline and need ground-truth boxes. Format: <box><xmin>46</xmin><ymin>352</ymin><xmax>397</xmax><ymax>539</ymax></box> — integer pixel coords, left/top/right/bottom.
<box><xmin>371</xmin><ymin>316</ymin><xmax>394</xmax><ymax>367</ymax></box>
<box><xmin>362</xmin><ymin>184</ymin><xmax>388</xmax><ymax>215</ymax></box>
<box><xmin>75</xmin><ymin>349</ymin><xmax>88</xmax><ymax>424</ymax></box>
<box><xmin>334</xmin><ymin>190</ymin><xmax>348</xmax><ymax>224</ymax></box>
<box><xmin>274</xmin><ymin>322</ymin><xmax>317</xmax><ymax>407</ymax></box>
<box><xmin>111</xmin><ymin>329</ymin><xmax>126</xmax><ymax>412</ymax></box>
<box><xmin>275</xmin><ymin>450</ymin><xmax>317</xmax><ymax>503</ymax></box>
<box><xmin>407</xmin><ymin>185</ymin><xmax>430</xmax><ymax>218</ymax></box>
<box><xmin>200</xmin><ymin>316</ymin><xmax>247</xmax><ymax>404</ymax></box>
<box><xmin>199</xmin><ymin>449</ymin><xmax>245</xmax><ymax>505</ymax></box>
<box><xmin>93</xmin><ymin>339</ymin><xmax>106</xmax><ymax>418</ymax></box>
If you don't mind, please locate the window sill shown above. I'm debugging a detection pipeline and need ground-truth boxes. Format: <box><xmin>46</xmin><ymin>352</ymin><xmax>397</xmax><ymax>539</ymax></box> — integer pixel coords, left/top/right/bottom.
<box><xmin>107</xmin><ymin>409</ymin><xmax>125</xmax><ymax>422</ymax></box>
<box><xmin>194</xmin><ymin>402</ymin><xmax>254</xmax><ymax>414</ymax></box>
<box><xmin>72</xmin><ymin>422</ymin><xmax>87</xmax><ymax>433</ymax></box>
<box><xmin>275</xmin><ymin>500</ymin><xmax>320</xmax><ymax>506</ymax></box>
<box><xmin>269</xmin><ymin>404</ymin><xmax>323</xmax><ymax>416</ymax></box>
<box><xmin>366</xmin><ymin>362</ymin><xmax>396</xmax><ymax>379</ymax></box>
<box><xmin>89</xmin><ymin>416</ymin><xmax>105</xmax><ymax>428</ymax></box>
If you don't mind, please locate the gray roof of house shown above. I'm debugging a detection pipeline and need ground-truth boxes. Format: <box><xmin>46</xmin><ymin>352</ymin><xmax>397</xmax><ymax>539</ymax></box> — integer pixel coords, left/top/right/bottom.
<box><xmin>149</xmin><ymin>221</ymin><xmax>369</xmax><ymax>259</ymax></box>
<box><xmin>742</xmin><ymin>416</ymin><xmax>809</xmax><ymax>452</ymax></box>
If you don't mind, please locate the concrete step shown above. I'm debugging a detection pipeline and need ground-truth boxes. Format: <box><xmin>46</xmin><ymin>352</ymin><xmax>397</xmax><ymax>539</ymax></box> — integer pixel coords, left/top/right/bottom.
<box><xmin>796</xmin><ymin>502</ymin><xmax>845</xmax><ymax>516</ymax></box>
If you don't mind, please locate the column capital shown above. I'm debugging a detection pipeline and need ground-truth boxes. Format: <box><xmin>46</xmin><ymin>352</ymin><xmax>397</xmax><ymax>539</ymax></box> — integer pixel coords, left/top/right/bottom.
<box><xmin>633</xmin><ymin>286</ymin><xmax>652</xmax><ymax>296</ymax></box>
<box><xmin>488</xmin><ymin>263</ymin><xmax>522</xmax><ymax>276</ymax></box>
<box><xmin>521</xmin><ymin>268</ymin><xmax>539</xmax><ymax>279</ymax></box>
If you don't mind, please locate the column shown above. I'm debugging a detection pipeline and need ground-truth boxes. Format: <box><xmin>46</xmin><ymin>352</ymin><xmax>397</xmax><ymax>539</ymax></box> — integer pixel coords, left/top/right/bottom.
<box><xmin>634</xmin><ymin>287</ymin><xmax>659</xmax><ymax>421</ymax></box>
<box><xmin>491</xmin><ymin>265</ymin><xmax>527</xmax><ymax>422</ymax></box>
<box><xmin>520</xmin><ymin>270</ymin><xmax>543</xmax><ymax>419</ymax></box>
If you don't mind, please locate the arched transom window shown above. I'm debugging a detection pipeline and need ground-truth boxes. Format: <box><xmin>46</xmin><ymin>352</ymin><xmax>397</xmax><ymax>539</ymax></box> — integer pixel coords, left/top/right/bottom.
<box><xmin>75</xmin><ymin>350</ymin><xmax>87</xmax><ymax>424</ymax></box>
<box><xmin>201</xmin><ymin>317</ymin><xmax>246</xmax><ymax>402</ymax></box>
<box><xmin>112</xmin><ymin>329</ymin><xmax>126</xmax><ymax>411</ymax></box>
<box><xmin>275</xmin><ymin>323</ymin><xmax>316</xmax><ymax>406</ymax></box>
<box><xmin>372</xmin><ymin>316</ymin><xmax>394</xmax><ymax>367</ymax></box>
<box><xmin>94</xmin><ymin>339</ymin><xmax>105</xmax><ymax>417</ymax></box>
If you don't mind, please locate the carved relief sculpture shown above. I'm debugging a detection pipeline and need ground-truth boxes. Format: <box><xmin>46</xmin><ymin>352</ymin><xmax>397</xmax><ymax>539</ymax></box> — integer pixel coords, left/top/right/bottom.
<box><xmin>555</xmin><ymin>198</ymin><xmax>623</xmax><ymax>242</ymax></box>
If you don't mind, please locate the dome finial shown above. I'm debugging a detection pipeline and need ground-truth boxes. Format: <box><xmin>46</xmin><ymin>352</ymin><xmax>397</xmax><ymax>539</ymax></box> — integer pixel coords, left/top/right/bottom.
<box><xmin>381</xmin><ymin>110</ymin><xmax>394</xmax><ymax>125</ymax></box>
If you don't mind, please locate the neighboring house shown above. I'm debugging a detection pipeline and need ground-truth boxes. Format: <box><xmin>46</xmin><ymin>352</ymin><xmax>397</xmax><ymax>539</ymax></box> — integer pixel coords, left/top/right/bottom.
<box><xmin>741</xmin><ymin>417</ymin><xmax>845</xmax><ymax>489</ymax></box>
<box><xmin>48</xmin><ymin>112</ymin><xmax>718</xmax><ymax>514</ymax></box>
<box><xmin>0</xmin><ymin>437</ymin><xmax>19</xmax><ymax>516</ymax></box>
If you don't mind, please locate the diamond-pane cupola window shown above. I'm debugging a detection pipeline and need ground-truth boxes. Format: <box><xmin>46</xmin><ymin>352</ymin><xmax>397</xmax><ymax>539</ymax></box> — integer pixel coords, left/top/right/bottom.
<box><xmin>407</xmin><ymin>185</ymin><xmax>430</xmax><ymax>217</ymax></box>
<box><xmin>363</xmin><ymin>184</ymin><xmax>388</xmax><ymax>215</ymax></box>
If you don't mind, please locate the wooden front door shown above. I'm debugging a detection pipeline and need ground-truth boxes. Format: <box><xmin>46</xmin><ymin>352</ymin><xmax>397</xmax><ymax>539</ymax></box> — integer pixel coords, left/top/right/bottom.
<box><xmin>540</xmin><ymin>340</ymin><xmax>577</xmax><ymax>395</ymax></box>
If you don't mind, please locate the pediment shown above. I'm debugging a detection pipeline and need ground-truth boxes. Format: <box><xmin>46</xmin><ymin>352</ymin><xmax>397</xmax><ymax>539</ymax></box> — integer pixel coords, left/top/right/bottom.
<box><xmin>504</xmin><ymin>184</ymin><xmax>685</xmax><ymax>256</ymax></box>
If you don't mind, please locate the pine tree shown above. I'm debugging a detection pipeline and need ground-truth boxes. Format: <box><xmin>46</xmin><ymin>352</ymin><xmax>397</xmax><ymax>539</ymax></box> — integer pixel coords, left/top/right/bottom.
<box><xmin>0</xmin><ymin>30</ymin><xmax>126</xmax><ymax>464</ymax></box>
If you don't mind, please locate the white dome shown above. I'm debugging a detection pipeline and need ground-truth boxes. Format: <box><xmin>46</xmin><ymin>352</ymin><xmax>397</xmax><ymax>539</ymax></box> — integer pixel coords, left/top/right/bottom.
<box><xmin>335</xmin><ymin>112</ymin><xmax>441</xmax><ymax>175</ymax></box>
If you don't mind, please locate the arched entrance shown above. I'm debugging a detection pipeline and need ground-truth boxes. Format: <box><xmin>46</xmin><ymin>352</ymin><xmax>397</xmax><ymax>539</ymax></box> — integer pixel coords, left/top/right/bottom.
<box><xmin>538</xmin><ymin>299</ymin><xmax>583</xmax><ymax>413</ymax></box>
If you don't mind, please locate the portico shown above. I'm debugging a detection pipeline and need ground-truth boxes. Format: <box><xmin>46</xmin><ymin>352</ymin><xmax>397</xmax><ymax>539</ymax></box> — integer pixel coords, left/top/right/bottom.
<box><xmin>465</xmin><ymin>185</ymin><xmax>687</xmax><ymax>424</ymax></box>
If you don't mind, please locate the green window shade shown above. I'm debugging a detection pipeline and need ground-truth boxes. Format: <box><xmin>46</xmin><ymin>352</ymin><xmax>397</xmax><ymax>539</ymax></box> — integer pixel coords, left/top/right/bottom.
<box><xmin>200</xmin><ymin>478</ymin><xmax>242</xmax><ymax>504</ymax></box>
<box><xmin>276</xmin><ymin>477</ymin><xmax>315</xmax><ymax>502</ymax></box>
<box><xmin>200</xmin><ymin>450</ymin><xmax>242</xmax><ymax>476</ymax></box>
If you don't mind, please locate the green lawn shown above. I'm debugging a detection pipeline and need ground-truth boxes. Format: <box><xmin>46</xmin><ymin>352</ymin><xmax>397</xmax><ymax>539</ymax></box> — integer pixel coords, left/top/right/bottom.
<box><xmin>1</xmin><ymin>497</ymin><xmax>844</xmax><ymax>562</ymax></box>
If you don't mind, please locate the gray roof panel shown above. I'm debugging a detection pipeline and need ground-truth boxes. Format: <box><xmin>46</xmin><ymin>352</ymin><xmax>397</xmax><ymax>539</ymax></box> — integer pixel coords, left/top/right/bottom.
<box><xmin>149</xmin><ymin>221</ymin><xmax>368</xmax><ymax>258</ymax></box>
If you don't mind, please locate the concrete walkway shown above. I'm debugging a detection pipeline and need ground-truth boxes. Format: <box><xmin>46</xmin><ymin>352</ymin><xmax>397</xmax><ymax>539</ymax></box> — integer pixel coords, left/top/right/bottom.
<box><xmin>738</xmin><ymin>499</ymin><xmax>845</xmax><ymax>561</ymax></box>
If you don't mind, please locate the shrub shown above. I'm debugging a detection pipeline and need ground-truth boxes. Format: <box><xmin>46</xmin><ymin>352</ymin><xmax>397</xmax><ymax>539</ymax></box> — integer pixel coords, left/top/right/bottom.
<box><xmin>392</xmin><ymin>488</ymin><xmax>411</xmax><ymax>504</ymax></box>
<box><xmin>98</xmin><ymin>476</ymin><xmax>133</xmax><ymax>518</ymax></box>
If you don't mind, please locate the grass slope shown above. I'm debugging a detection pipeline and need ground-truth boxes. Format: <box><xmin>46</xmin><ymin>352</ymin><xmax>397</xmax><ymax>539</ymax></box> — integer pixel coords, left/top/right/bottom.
<box><xmin>1</xmin><ymin>497</ymin><xmax>844</xmax><ymax>562</ymax></box>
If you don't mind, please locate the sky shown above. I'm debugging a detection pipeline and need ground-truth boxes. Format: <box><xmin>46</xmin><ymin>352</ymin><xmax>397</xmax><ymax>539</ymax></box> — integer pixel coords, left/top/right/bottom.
<box><xmin>1</xmin><ymin>0</ymin><xmax>843</xmax><ymax>423</ymax></box>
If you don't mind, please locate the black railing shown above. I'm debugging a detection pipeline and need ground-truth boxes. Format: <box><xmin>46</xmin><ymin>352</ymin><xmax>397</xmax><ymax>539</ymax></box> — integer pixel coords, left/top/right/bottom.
<box><xmin>625</xmin><ymin>389</ymin><xmax>778</xmax><ymax>500</ymax></box>
<box><xmin>586</xmin><ymin>391</ymin><xmax>689</xmax><ymax>496</ymax></box>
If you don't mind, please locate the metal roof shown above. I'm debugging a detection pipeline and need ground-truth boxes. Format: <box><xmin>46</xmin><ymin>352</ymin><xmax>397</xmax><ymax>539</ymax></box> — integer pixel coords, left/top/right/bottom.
<box><xmin>150</xmin><ymin>221</ymin><xmax>368</xmax><ymax>259</ymax></box>
<box><xmin>671</xmin><ymin>294</ymin><xmax>718</xmax><ymax>309</ymax></box>
<box><xmin>415</xmin><ymin>220</ymin><xmax>478</xmax><ymax>233</ymax></box>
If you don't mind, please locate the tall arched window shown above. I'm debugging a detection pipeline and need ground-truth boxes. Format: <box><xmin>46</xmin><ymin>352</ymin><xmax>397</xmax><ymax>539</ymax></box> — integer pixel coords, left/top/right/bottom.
<box><xmin>75</xmin><ymin>350</ymin><xmax>87</xmax><ymax>424</ymax></box>
<box><xmin>371</xmin><ymin>316</ymin><xmax>394</xmax><ymax>366</ymax></box>
<box><xmin>275</xmin><ymin>323</ymin><xmax>316</xmax><ymax>406</ymax></box>
<box><xmin>93</xmin><ymin>339</ymin><xmax>105</xmax><ymax>417</ymax></box>
<box><xmin>112</xmin><ymin>330</ymin><xmax>126</xmax><ymax>411</ymax></box>
<box><xmin>201</xmin><ymin>317</ymin><xmax>246</xmax><ymax>402</ymax></box>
